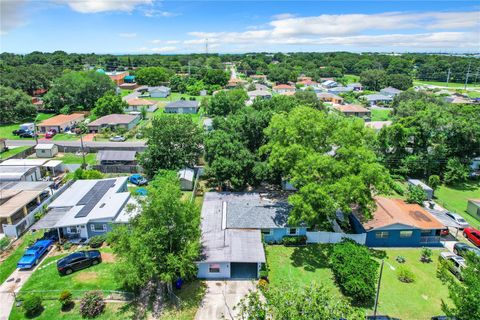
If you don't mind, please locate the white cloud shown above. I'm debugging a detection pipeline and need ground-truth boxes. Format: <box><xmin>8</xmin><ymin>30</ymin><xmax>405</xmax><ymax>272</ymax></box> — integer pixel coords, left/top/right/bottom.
<box><xmin>185</xmin><ymin>11</ymin><xmax>480</xmax><ymax>50</ymax></box>
<box><xmin>1</xmin><ymin>0</ymin><xmax>27</xmax><ymax>35</ymax></box>
<box><xmin>150</xmin><ymin>39</ymin><xmax>180</xmax><ymax>44</ymax></box>
<box><xmin>58</xmin><ymin>0</ymin><xmax>152</xmax><ymax>13</ymax></box>
<box><xmin>143</xmin><ymin>8</ymin><xmax>179</xmax><ymax>17</ymax></box>
<box><xmin>272</xmin><ymin>13</ymin><xmax>296</xmax><ymax>20</ymax></box>
<box><xmin>137</xmin><ymin>46</ymin><xmax>178</xmax><ymax>53</ymax></box>
<box><xmin>119</xmin><ymin>32</ymin><xmax>137</xmax><ymax>38</ymax></box>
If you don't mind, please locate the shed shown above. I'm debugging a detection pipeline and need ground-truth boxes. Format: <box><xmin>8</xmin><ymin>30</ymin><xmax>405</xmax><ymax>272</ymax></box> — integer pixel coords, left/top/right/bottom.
<box><xmin>34</xmin><ymin>144</ymin><xmax>58</xmax><ymax>158</ymax></box>
<box><xmin>467</xmin><ymin>199</ymin><xmax>480</xmax><ymax>218</ymax></box>
<box><xmin>178</xmin><ymin>168</ymin><xmax>195</xmax><ymax>190</ymax></box>
<box><xmin>407</xmin><ymin>179</ymin><xmax>434</xmax><ymax>200</ymax></box>
<box><xmin>97</xmin><ymin>150</ymin><xmax>137</xmax><ymax>165</ymax></box>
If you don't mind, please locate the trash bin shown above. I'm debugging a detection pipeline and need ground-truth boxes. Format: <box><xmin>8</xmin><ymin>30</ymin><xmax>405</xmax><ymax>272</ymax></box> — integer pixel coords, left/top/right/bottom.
<box><xmin>175</xmin><ymin>278</ymin><xmax>183</xmax><ymax>290</ymax></box>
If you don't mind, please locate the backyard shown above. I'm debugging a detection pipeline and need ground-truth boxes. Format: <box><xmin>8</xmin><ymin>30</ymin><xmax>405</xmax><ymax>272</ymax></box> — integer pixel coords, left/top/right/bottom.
<box><xmin>0</xmin><ymin>113</ymin><xmax>55</xmax><ymax>140</ymax></box>
<box><xmin>413</xmin><ymin>80</ymin><xmax>480</xmax><ymax>89</ymax></box>
<box><xmin>0</xmin><ymin>146</ymin><xmax>30</xmax><ymax>160</ymax></box>
<box><xmin>266</xmin><ymin>245</ymin><xmax>451</xmax><ymax>320</ymax></box>
<box><xmin>435</xmin><ymin>181</ymin><xmax>480</xmax><ymax>228</ymax></box>
<box><xmin>371</xmin><ymin>109</ymin><xmax>392</xmax><ymax>121</ymax></box>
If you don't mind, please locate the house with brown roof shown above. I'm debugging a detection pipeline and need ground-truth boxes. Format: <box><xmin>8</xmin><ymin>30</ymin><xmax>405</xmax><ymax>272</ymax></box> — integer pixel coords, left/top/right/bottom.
<box><xmin>350</xmin><ymin>197</ymin><xmax>445</xmax><ymax>247</ymax></box>
<box><xmin>273</xmin><ymin>84</ymin><xmax>296</xmax><ymax>94</ymax></box>
<box><xmin>106</xmin><ymin>71</ymin><xmax>129</xmax><ymax>85</ymax></box>
<box><xmin>334</xmin><ymin>104</ymin><xmax>371</xmax><ymax>118</ymax></box>
<box><xmin>317</xmin><ymin>92</ymin><xmax>343</xmax><ymax>105</ymax></box>
<box><xmin>87</xmin><ymin>114</ymin><xmax>140</xmax><ymax>133</ymax></box>
<box><xmin>125</xmin><ymin>98</ymin><xmax>158</xmax><ymax>112</ymax></box>
<box><xmin>37</xmin><ymin>114</ymin><xmax>85</xmax><ymax>133</ymax></box>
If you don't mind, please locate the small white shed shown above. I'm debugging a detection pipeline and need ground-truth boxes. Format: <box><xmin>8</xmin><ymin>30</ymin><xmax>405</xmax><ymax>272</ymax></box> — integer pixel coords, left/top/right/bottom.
<box><xmin>35</xmin><ymin>144</ymin><xmax>58</xmax><ymax>158</ymax></box>
<box><xmin>178</xmin><ymin>168</ymin><xmax>195</xmax><ymax>191</ymax></box>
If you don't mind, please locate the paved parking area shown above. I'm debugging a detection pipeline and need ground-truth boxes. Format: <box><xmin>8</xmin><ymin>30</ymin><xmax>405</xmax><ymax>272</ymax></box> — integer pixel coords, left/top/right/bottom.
<box><xmin>194</xmin><ymin>280</ymin><xmax>257</xmax><ymax>320</ymax></box>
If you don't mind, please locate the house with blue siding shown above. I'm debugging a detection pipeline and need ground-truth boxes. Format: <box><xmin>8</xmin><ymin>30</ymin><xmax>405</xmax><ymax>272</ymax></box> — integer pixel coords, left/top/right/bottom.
<box><xmin>33</xmin><ymin>177</ymin><xmax>139</xmax><ymax>240</ymax></box>
<box><xmin>350</xmin><ymin>197</ymin><xmax>445</xmax><ymax>247</ymax></box>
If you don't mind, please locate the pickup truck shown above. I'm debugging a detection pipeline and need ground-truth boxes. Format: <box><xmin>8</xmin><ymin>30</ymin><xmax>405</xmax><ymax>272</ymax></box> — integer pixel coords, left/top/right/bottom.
<box><xmin>17</xmin><ymin>239</ymin><xmax>54</xmax><ymax>269</ymax></box>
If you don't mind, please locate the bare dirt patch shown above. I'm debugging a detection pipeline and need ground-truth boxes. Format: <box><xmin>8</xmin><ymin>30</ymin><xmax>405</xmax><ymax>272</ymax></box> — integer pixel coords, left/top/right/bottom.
<box><xmin>101</xmin><ymin>252</ymin><xmax>116</xmax><ymax>263</ymax></box>
<box><xmin>75</xmin><ymin>271</ymin><xmax>98</xmax><ymax>282</ymax></box>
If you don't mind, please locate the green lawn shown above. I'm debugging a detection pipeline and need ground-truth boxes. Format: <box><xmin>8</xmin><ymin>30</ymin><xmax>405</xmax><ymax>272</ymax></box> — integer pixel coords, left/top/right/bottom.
<box><xmin>466</xmin><ymin>91</ymin><xmax>480</xmax><ymax>98</ymax></box>
<box><xmin>0</xmin><ymin>114</ymin><xmax>55</xmax><ymax>140</ymax></box>
<box><xmin>266</xmin><ymin>245</ymin><xmax>450</xmax><ymax>319</ymax></box>
<box><xmin>152</xmin><ymin>106</ymin><xmax>204</xmax><ymax>126</ymax></box>
<box><xmin>146</xmin><ymin>92</ymin><xmax>208</xmax><ymax>102</ymax></box>
<box><xmin>0</xmin><ymin>231</ymin><xmax>45</xmax><ymax>284</ymax></box>
<box><xmin>120</xmin><ymin>89</ymin><xmax>133</xmax><ymax>97</ymax></box>
<box><xmin>51</xmin><ymin>133</ymin><xmax>79</xmax><ymax>141</ymax></box>
<box><xmin>369</xmin><ymin>249</ymin><xmax>450</xmax><ymax>320</ymax></box>
<box><xmin>343</xmin><ymin>74</ymin><xmax>360</xmax><ymax>84</ymax></box>
<box><xmin>0</xmin><ymin>146</ymin><xmax>30</xmax><ymax>160</ymax></box>
<box><xmin>160</xmin><ymin>281</ymin><xmax>206</xmax><ymax>320</ymax></box>
<box><xmin>371</xmin><ymin>109</ymin><xmax>392</xmax><ymax>121</ymax></box>
<box><xmin>52</xmin><ymin>153</ymin><xmax>97</xmax><ymax>165</ymax></box>
<box><xmin>413</xmin><ymin>80</ymin><xmax>480</xmax><ymax>89</ymax></box>
<box><xmin>435</xmin><ymin>181</ymin><xmax>480</xmax><ymax>228</ymax></box>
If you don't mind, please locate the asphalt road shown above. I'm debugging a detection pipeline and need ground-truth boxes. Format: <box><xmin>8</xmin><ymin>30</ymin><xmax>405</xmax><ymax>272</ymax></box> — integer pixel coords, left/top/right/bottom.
<box><xmin>6</xmin><ymin>139</ymin><xmax>146</xmax><ymax>149</ymax></box>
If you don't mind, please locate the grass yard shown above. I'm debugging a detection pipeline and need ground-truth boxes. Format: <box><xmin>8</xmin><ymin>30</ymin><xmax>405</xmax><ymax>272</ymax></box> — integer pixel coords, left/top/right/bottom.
<box><xmin>435</xmin><ymin>181</ymin><xmax>480</xmax><ymax>228</ymax></box>
<box><xmin>466</xmin><ymin>90</ymin><xmax>480</xmax><ymax>98</ymax></box>
<box><xmin>343</xmin><ymin>74</ymin><xmax>360</xmax><ymax>84</ymax></box>
<box><xmin>371</xmin><ymin>109</ymin><xmax>392</xmax><ymax>121</ymax></box>
<box><xmin>413</xmin><ymin>80</ymin><xmax>480</xmax><ymax>89</ymax></box>
<box><xmin>120</xmin><ymin>89</ymin><xmax>133</xmax><ymax>97</ymax></box>
<box><xmin>9</xmin><ymin>301</ymin><xmax>132</xmax><ymax>320</ymax></box>
<box><xmin>0</xmin><ymin>114</ymin><xmax>55</xmax><ymax>140</ymax></box>
<box><xmin>265</xmin><ymin>245</ymin><xmax>341</xmax><ymax>296</ymax></box>
<box><xmin>160</xmin><ymin>281</ymin><xmax>206</xmax><ymax>320</ymax></box>
<box><xmin>369</xmin><ymin>249</ymin><xmax>450</xmax><ymax>320</ymax></box>
<box><xmin>0</xmin><ymin>231</ymin><xmax>45</xmax><ymax>284</ymax></box>
<box><xmin>52</xmin><ymin>153</ymin><xmax>97</xmax><ymax>165</ymax></box>
<box><xmin>51</xmin><ymin>133</ymin><xmax>79</xmax><ymax>141</ymax></box>
<box><xmin>0</xmin><ymin>146</ymin><xmax>30</xmax><ymax>160</ymax></box>
<box><xmin>146</xmin><ymin>92</ymin><xmax>208</xmax><ymax>102</ymax></box>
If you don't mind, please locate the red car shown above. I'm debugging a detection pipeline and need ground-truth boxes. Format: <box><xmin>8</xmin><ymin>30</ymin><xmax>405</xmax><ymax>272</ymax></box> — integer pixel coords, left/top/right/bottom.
<box><xmin>45</xmin><ymin>129</ymin><xmax>57</xmax><ymax>139</ymax></box>
<box><xmin>463</xmin><ymin>227</ymin><xmax>480</xmax><ymax>247</ymax></box>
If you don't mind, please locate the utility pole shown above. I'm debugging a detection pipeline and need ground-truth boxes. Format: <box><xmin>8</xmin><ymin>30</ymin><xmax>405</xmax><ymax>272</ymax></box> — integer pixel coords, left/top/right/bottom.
<box><xmin>188</xmin><ymin>60</ymin><xmax>191</xmax><ymax>76</ymax></box>
<box><xmin>446</xmin><ymin>68</ymin><xmax>451</xmax><ymax>87</ymax></box>
<box><xmin>373</xmin><ymin>259</ymin><xmax>385</xmax><ymax>318</ymax></box>
<box><xmin>33</xmin><ymin>114</ymin><xmax>39</xmax><ymax>145</ymax></box>
<box><xmin>464</xmin><ymin>61</ymin><xmax>471</xmax><ymax>90</ymax></box>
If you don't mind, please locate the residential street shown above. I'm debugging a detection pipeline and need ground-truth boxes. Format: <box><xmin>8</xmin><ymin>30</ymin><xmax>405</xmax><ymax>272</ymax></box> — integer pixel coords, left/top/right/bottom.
<box><xmin>6</xmin><ymin>139</ymin><xmax>146</xmax><ymax>149</ymax></box>
<box><xmin>194</xmin><ymin>281</ymin><xmax>257</xmax><ymax>320</ymax></box>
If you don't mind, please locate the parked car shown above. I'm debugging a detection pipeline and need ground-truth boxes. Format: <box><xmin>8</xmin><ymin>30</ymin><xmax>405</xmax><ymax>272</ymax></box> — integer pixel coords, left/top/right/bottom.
<box><xmin>45</xmin><ymin>129</ymin><xmax>57</xmax><ymax>139</ymax></box>
<box><xmin>463</xmin><ymin>227</ymin><xmax>480</xmax><ymax>247</ymax></box>
<box><xmin>17</xmin><ymin>239</ymin><xmax>54</xmax><ymax>269</ymax></box>
<box><xmin>440</xmin><ymin>252</ymin><xmax>466</xmax><ymax>280</ymax></box>
<box><xmin>445</xmin><ymin>212</ymin><xmax>469</xmax><ymax>229</ymax></box>
<box><xmin>366</xmin><ymin>316</ymin><xmax>400</xmax><ymax>320</ymax></box>
<box><xmin>109</xmin><ymin>135</ymin><xmax>126</xmax><ymax>142</ymax></box>
<box><xmin>129</xmin><ymin>174</ymin><xmax>148</xmax><ymax>186</ymax></box>
<box><xmin>440</xmin><ymin>229</ymin><xmax>449</xmax><ymax>236</ymax></box>
<box><xmin>57</xmin><ymin>250</ymin><xmax>102</xmax><ymax>275</ymax></box>
<box><xmin>431</xmin><ymin>316</ymin><xmax>456</xmax><ymax>320</ymax></box>
<box><xmin>19</xmin><ymin>131</ymin><xmax>37</xmax><ymax>138</ymax></box>
<box><xmin>453</xmin><ymin>242</ymin><xmax>480</xmax><ymax>258</ymax></box>
<box><xmin>12</xmin><ymin>129</ymin><xmax>27</xmax><ymax>136</ymax></box>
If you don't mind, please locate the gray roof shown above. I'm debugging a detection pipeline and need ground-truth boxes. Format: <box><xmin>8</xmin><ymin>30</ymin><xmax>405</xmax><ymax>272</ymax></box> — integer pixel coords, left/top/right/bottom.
<box><xmin>363</xmin><ymin>94</ymin><xmax>393</xmax><ymax>101</ymax></box>
<box><xmin>408</xmin><ymin>179</ymin><xmax>433</xmax><ymax>192</ymax></box>
<box><xmin>199</xmin><ymin>193</ymin><xmax>266</xmax><ymax>263</ymax></box>
<box><xmin>165</xmin><ymin>100</ymin><xmax>199</xmax><ymax>109</ymax></box>
<box><xmin>178</xmin><ymin>168</ymin><xmax>195</xmax><ymax>182</ymax></box>
<box><xmin>97</xmin><ymin>150</ymin><xmax>136</xmax><ymax>162</ymax></box>
<box><xmin>381</xmin><ymin>87</ymin><xmax>402</xmax><ymax>94</ymax></box>
<box><xmin>149</xmin><ymin>86</ymin><xmax>170</xmax><ymax>92</ymax></box>
<box><xmin>226</xmin><ymin>196</ymin><xmax>291</xmax><ymax>229</ymax></box>
<box><xmin>329</xmin><ymin>86</ymin><xmax>352</xmax><ymax>93</ymax></box>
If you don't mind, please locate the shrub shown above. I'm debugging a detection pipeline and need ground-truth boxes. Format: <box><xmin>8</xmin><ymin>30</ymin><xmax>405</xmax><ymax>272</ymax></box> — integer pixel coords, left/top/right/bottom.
<box><xmin>258</xmin><ymin>278</ymin><xmax>268</xmax><ymax>291</ymax></box>
<box><xmin>79</xmin><ymin>291</ymin><xmax>105</xmax><ymax>318</ymax></box>
<box><xmin>59</xmin><ymin>290</ymin><xmax>73</xmax><ymax>310</ymax></box>
<box><xmin>397</xmin><ymin>266</ymin><xmax>415</xmax><ymax>283</ymax></box>
<box><xmin>330</xmin><ymin>240</ymin><xmax>378</xmax><ymax>305</ymax></box>
<box><xmin>396</xmin><ymin>256</ymin><xmax>406</xmax><ymax>263</ymax></box>
<box><xmin>281</xmin><ymin>235</ymin><xmax>307</xmax><ymax>246</ymax></box>
<box><xmin>89</xmin><ymin>235</ymin><xmax>106</xmax><ymax>248</ymax></box>
<box><xmin>22</xmin><ymin>294</ymin><xmax>43</xmax><ymax>317</ymax></box>
<box><xmin>421</xmin><ymin>247</ymin><xmax>433</xmax><ymax>263</ymax></box>
<box><xmin>391</xmin><ymin>182</ymin><xmax>405</xmax><ymax>196</ymax></box>
<box><xmin>406</xmin><ymin>184</ymin><xmax>426</xmax><ymax>205</ymax></box>
<box><xmin>0</xmin><ymin>237</ymin><xmax>10</xmax><ymax>252</ymax></box>
<box><xmin>63</xmin><ymin>242</ymin><xmax>73</xmax><ymax>250</ymax></box>
<box><xmin>428</xmin><ymin>175</ymin><xmax>441</xmax><ymax>191</ymax></box>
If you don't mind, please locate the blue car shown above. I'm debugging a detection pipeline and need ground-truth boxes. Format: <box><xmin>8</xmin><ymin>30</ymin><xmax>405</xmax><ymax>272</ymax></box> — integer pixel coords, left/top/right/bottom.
<box><xmin>17</xmin><ymin>239</ymin><xmax>54</xmax><ymax>269</ymax></box>
<box><xmin>129</xmin><ymin>174</ymin><xmax>148</xmax><ymax>186</ymax></box>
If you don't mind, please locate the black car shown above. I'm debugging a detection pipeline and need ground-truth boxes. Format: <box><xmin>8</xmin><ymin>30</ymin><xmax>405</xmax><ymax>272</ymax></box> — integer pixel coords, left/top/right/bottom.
<box><xmin>453</xmin><ymin>242</ymin><xmax>480</xmax><ymax>258</ymax></box>
<box><xmin>12</xmin><ymin>129</ymin><xmax>27</xmax><ymax>136</ymax></box>
<box><xmin>367</xmin><ymin>316</ymin><xmax>400</xmax><ymax>320</ymax></box>
<box><xmin>57</xmin><ymin>250</ymin><xmax>102</xmax><ymax>275</ymax></box>
<box><xmin>19</xmin><ymin>131</ymin><xmax>37</xmax><ymax>138</ymax></box>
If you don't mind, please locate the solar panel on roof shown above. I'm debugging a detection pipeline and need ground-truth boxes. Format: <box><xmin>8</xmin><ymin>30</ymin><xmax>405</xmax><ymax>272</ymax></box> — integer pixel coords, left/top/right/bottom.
<box><xmin>75</xmin><ymin>180</ymin><xmax>116</xmax><ymax>218</ymax></box>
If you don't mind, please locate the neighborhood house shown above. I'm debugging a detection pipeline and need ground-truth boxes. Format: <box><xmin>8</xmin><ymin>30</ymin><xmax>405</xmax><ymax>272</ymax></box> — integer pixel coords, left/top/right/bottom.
<box><xmin>164</xmin><ymin>100</ymin><xmax>200</xmax><ymax>114</ymax></box>
<box><xmin>272</xmin><ymin>84</ymin><xmax>295</xmax><ymax>94</ymax></box>
<box><xmin>334</xmin><ymin>104</ymin><xmax>371</xmax><ymax>118</ymax></box>
<box><xmin>87</xmin><ymin>114</ymin><xmax>140</xmax><ymax>133</ymax></box>
<box><xmin>317</xmin><ymin>92</ymin><xmax>344</xmax><ymax>104</ymax></box>
<box><xmin>37</xmin><ymin>113</ymin><xmax>85</xmax><ymax>133</ymax></box>
<box><xmin>125</xmin><ymin>98</ymin><xmax>157</xmax><ymax>112</ymax></box>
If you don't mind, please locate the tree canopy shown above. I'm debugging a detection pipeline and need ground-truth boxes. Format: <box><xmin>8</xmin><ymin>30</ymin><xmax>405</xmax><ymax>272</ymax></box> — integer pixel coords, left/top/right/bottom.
<box><xmin>205</xmin><ymin>89</ymin><xmax>248</xmax><ymax>116</ymax></box>
<box><xmin>262</xmin><ymin>106</ymin><xmax>391</xmax><ymax>228</ymax></box>
<box><xmin>140</xmin><ymin>116</ymin><xmax>203</xmax><ymax>177</ymax></box>
<box><xmin>0</xmin><ymin>86</ymin><xmax>37</xmax><ymax>123</ymax></box>
<box><xmin>135</xmin><ymin>67</ymin><xmax>171</xmax><ymax>86</ymax></box>
<box><xmin>91</xmin><ymin>91</ymin><xmax>127</xmax><ymax>118</ymax></box>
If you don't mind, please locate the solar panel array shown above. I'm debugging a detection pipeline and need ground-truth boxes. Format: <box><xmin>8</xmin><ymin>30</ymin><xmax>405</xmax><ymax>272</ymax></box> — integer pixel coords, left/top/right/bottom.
<box><xmin>75</xmin><ymin>180</ymin><xmax>116</xmax><ymax>218</ymax></box>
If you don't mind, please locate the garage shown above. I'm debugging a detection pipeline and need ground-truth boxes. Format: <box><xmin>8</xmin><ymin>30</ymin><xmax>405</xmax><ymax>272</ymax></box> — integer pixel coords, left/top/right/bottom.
<box><xmin>230</xmin><ymin>263</ymin><xmax>258</xmax><ymax>279</ymax></box>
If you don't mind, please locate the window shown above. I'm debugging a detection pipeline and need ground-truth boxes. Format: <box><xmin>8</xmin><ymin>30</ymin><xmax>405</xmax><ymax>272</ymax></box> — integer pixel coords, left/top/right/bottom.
<box><xmin>90</xmin><ymin>224</ymin><xmax>107</xmax><ymax>232</ymax></box>
<box><xmin>67</xmin><ymin>226</ymin><xmax>79</xmax><ymax>234</ymax></box>
<box><xmin>209</xmin><ymin>264</ymin><xmax>221</xmax><ymax>273</ymax></box>
<box><xmin>375</xmin><ymin>231</ymin><xmax>389</xmax><ymax>239</ymax></box>
<box><xmin>400</xmin><ymin>231</ymin><xmax>413</xmax><ymax>238</ymax></box>
<box><xmin>421</xmin><ymin>230</ymin><xmax>431</xmax><ymax>236</ymax></box>
<box><xmin>261</xmin><ymin>229</ymin><xmax>272</xmax><ymax>235</ymax></box>
<box><xmin>288</xmin><ymin>228</ymin><xmax>298</xmax><ymax>235</ymax></box>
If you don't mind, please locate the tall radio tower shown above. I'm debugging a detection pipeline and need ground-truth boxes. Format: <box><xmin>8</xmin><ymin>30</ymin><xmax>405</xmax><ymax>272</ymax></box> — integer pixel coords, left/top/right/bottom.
<box><xmin>205</xmin><ymin>38</ymin><xmax>209</xmax><ymax>55</ymax></box>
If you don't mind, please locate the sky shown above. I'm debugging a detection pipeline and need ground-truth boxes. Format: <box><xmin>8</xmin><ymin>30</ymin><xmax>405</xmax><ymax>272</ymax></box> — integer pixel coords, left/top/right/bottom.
<box><xmin>0</xmin><ymin>0</ymin><xmax>479</xmax><ymax>54</ymax></box>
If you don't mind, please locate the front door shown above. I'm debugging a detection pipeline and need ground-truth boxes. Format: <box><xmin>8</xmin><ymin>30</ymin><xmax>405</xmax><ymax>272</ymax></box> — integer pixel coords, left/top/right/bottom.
<box><xmin>80</xmin><ymin>225</ymin><xmax>88</xmax><ymax>239</ymax></box>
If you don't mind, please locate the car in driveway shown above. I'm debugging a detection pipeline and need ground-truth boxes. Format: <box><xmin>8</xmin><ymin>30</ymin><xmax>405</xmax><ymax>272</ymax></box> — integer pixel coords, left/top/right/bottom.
<box><xmin>440</xmin><ymin>252</ymin><xmax>466</xmax><ymax>280</ymax></box>
<box><xmin>18</xmin><ymin>131</ymin><xmax>37</xmax><ymax>138</ymax></box>
<box><xmin>463</xmin><ymin>227</ymin><xmax>480</xmax><ymax>247</ymax></box>
<box><xmin>109</xmin><ymin>135</ymin><xmax>126</xmax><ymax>142</ymax></box>
<box><xmin>12</xmin><ymin>129</ymin><xmax>28</xmax><ymax>136</ymax></box>
<box><xmin>57</xmin><ymin>250</ymin><xmax>102</xmax><ymax>275</ymax></box>
<box><xmin>445</xmin><ymin>212</ymin><xmax>469</xmax><ymax>229</ymax></box>
<box><xmin>129</xmin><ymin>174</ymin><xmax>148</xmax><ymax>186</ymax></box>
<box><xmin>45</xmin><ymin>129</ymin><xmax>57</xmax><ymax>139</ymax></box>
<box><xmin>453</xmin><ymin>242</ymin><xmax>480</xmax><ymax>257</ymax></box>
<box><xmin>17</xmin><ymin>239</ymin><xmax>54</xmax><ymax>269</ymax></box>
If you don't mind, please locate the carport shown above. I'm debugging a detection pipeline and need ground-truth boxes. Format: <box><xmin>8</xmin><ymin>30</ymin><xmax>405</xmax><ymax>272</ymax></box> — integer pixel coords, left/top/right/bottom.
<box><xmin>231</xmin><ymin>263</ymin><xmax>258</xmax><ymax>279</ymax></box>
<box><xmin>426</xmin><ymin>208</ymin><xmax>465</xmax><ymax>238</ymax></box>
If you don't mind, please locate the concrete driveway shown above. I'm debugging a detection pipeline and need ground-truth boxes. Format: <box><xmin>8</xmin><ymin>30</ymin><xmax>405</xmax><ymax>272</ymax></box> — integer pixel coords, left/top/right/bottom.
<box><xmin>194</xmin><ymin>280</ymin><xmax>257</xmax><ymax>320</ymax></box>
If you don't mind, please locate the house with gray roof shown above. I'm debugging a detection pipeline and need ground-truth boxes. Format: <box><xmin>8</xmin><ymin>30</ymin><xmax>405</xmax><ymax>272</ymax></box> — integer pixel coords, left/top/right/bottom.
<box><xmin>197</xmin><ymin>193</ymin><xmax>305</xmax><ymax>279</ymax></box>
<box><xmin>328</xmin><ymin>86</ymin><xmax>353</xmax><ymax>95</ymax></box>
<box><xmin>164</xmin><ymin>100</ymin><xmax>200</xmax><ymax>114</ymax></box>
<box><xmin>149</xmin><ymin>86</ymin><xmax>171</xmax><ymax>98</ymax></box>
<box><xmin>32</xmin><ymin>177</ymin><xmax>138</xmax><ymax>240</ymax></box>
<box><xmin>362</xmin><ymin>93</ymin><xmax>393</xmax><ymax>106</ymax></box>
<box><xmin>97</xmin><ymin>150</ymin><xmax>137</xmax><ymax>165</ymax></box>
<box><xmin>380</xmin><ymin>86</ymin><xmax>402</xmax><ymax>97</ymax></box>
